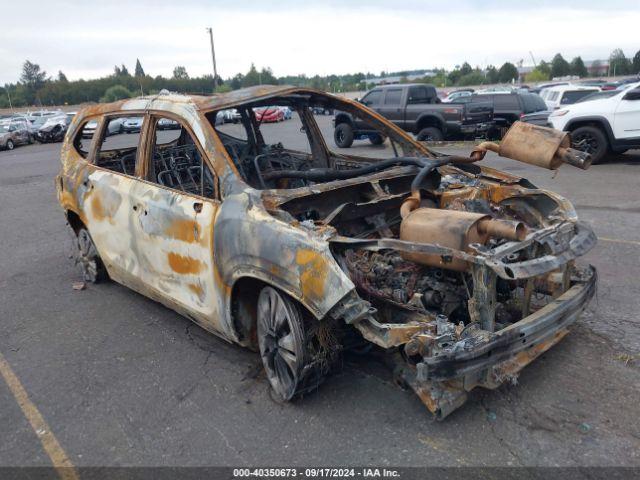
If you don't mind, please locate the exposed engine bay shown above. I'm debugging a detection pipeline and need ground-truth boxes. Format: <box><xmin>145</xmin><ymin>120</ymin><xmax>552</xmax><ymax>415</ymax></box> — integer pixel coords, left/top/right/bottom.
<box><xmin>261</xmin><ymin>121</ymin><xmax>596</xmax><ymax>418</ymax></box>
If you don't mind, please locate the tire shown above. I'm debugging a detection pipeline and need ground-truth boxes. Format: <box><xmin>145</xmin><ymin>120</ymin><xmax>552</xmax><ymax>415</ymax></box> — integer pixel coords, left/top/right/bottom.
<box><xmin>76</xmin><ymin>227</ymin><xmax>108</xmax><ymax>283</ymax></box>
<box><xmin>570</xmin><ymin>126</ymin><xmax>609</xmax><ymax>164</ymax></box>
<box><xmin>256</xmin><ymin>286</ymin><xmax>334</xmax><ymax>401</ymax></box>
<box><xmin>334</xmin><ymin>123</ymin><xmax>354</xmax><ymax>148</ymax></box>
<box><xmin>416</xmin><ymin>127</ymin><xmax>443</xmax><ymax>142</ymax></box>
<box><xmin>6</xmin><ymin>139</ymin><xmax>14</xmax><ymax>150</ymax></box>
<box><xmin>369</xmin><ymin>134</ymin><xmax>385</xmax><ymax>145</ymax></box>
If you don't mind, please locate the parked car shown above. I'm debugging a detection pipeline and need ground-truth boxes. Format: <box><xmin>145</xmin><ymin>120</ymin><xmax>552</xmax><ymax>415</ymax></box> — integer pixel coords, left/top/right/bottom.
<box><xmin>82</xmin><ymin>117</ymin><xmax>127</xmax><ymax>138</ymax></box>
<box><xmin>34</xmin><ymin>113</ymin><xmax>69</xmax><ymax>143</ymax></box>
<box><xmin>548</xmin><ymin>82</ymin><xmax>640</xmax><ymax>164</ymax></box>
<box><xmin>312</xmin><ymin>106</ymin><xmax>334</xmax><ymax>115</ymax></box>
<box><xmin>157</xmin><ymin>118</ymin><xmax>180</xmax><ymax>130</ymax></box>
<box><xmin>456</xmin><ymin>91</ymin><xmax>547</xmax><ymax>135</ymax></box>
<box><xmin>55</xmin><ymin>86</ymin><xmax>596</xmax><ymax>419</ymax></box>
<box><xmin>540</xmin><ymin>85</ymin><xmax>601</xmax><ymax>110</ymax></box>
<box><xmin>219</xmin><ymin>109</ymin><xmax>241</xmax><ymax>123</ymax></box>
<box><xmin>123</xmin><ymin>117</ymin><xmax>144</xmax><ymax>133</ymax></box>
<box><xmin>442</xmin><ymin>90</ymin><xmax>473</xmax><ymax>103</ymax></box>
<box><xmin>254</xmin><ymin>106</ymin><xmax>284</xmax><ymax>123</ymax></box>
<box><xmin>0</xmin><ymin>117</ymin><xmax>33</xmax><ymax>150</ymax></box>
<box><xmin>334</xmin><ymin>83</ymin><xmax>493</xmax><ymax>146</ymax></box>
<box><xmin>278</xmin><ymin>106</ymin><xmax>293</xmax><ymax>119</ymax></box>
<box><xmin>529</xmin><ymin>82</ymin><xmax>570</xmax><ymax>95</ymax></box>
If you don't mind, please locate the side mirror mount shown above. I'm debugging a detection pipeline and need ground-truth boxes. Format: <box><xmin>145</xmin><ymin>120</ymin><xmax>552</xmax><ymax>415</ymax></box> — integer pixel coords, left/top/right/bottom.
<box><xmin>623</xmin><ymin>89</ymin><xmax>640</xmax><ymax>101</ymax></box>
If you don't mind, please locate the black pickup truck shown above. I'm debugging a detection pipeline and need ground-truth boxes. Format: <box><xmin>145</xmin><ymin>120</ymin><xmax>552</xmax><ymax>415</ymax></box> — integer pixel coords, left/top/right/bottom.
<box><xmin>333</xmin><ymin>84</ymin><xmax>493</xmax><ymax>147</ymax></box>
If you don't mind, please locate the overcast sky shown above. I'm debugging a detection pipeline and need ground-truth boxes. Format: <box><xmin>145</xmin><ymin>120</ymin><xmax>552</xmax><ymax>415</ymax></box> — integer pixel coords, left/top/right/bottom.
<box><xmin>1</xmin><ymin>0</ymin><xmax>639</xmax><ymax>85</ymax></box>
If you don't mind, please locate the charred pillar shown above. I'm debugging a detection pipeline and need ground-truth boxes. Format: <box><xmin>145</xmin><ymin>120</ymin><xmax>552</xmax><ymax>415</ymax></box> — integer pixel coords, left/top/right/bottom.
<box><xmin>468</xmin><ymin>264</ymin><xmax>497</xmax><ymax>332</ymax></box>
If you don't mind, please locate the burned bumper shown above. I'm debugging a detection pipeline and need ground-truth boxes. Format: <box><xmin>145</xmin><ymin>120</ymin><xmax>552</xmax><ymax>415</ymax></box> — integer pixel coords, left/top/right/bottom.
<box><xmin>405</xmin><ymin>265</ymin><xmax>596</xmax><ymax>418</ymax></box>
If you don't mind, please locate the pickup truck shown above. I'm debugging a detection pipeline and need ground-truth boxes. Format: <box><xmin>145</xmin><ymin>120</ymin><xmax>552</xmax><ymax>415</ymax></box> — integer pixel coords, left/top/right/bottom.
<box><xmin>333</xmin><ymin>84</ymin><xmax>493</xmax><ymax>147</ymax></box>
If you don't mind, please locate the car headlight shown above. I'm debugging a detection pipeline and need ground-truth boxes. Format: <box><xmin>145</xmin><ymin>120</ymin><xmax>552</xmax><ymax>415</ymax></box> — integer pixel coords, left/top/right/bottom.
<box><xmin>550</xmin><ymin>109</ymin><xmax>569</xmax><ymax>117</ymax></box>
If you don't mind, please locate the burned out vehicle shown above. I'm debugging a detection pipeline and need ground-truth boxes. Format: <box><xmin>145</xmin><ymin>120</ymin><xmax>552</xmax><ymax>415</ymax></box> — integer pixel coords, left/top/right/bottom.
<box><xmin>56</xmin><ymin>86</ymin><xmax>596</xmax><ymax>418</ymax></box>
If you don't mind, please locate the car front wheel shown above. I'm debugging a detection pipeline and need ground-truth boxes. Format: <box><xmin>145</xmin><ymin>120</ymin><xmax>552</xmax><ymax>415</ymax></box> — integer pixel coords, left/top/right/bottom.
<box><xmin>256</xmin><ymin>286</ymin><xmax>333</xmax><ymax>401</ymax></box>
<box><xmin>571</xmin><ymin>126</ymin><xmax>609</xmax><ymax>164</ymax></box>
<box><xmin>334</xmin><ymin>123</ymin><xmax>354</xmax><ymax>148</ymax></box>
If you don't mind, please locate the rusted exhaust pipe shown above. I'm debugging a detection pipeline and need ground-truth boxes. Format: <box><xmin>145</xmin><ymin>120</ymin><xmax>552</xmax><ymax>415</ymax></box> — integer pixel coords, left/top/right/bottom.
<box><xmin>473</xmin><ymin>122</ymin><xmax>592</xmax><ymax>171</ymax></box>
<box><xmin>555</xmin><ymin>146</ymin><xmax>592</xmax><ymax>170</ymax></box>
<box><xmin>478</xmin><ymin>218</ymin><xmax>527</xmax><ymax>241</ymax></box>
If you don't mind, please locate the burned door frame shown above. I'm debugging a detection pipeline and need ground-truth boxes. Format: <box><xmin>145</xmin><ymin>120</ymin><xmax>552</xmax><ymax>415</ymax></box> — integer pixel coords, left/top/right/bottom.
<box><xmin>80</xmin><ymin>111</ymin><xmax>149</xmax><ymax>288</ymax></box>
<box><xmin>128</xmin><ymin>111</ymin><xmax>227</xmax><ymax>335</ymax></box>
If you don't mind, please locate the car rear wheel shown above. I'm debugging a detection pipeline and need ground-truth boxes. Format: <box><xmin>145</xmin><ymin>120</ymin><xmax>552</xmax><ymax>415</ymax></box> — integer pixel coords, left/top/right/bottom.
<box><xmin>6</xmin><ymin>139</ymin><xmax>14</xmax><ymax>150</ymax></box>
<box><xmin>571</xmin><ymin>126</ymin><xmax>609</xmax><ymax>164</ymax></box>
<box><xmin>76</xmin><ymin>228</ymin><xmax>108</xmax><ymax>283</ymax></box>
<box><xmin>256</xmin><ymin>286</ymin><xmax>333</xmax><ymax>401</ymax></box>
<box><xmin>416</xmin><ymin>127</ymin><xmax>443</xmax><ymax>142</ymax></box>
<box><xmin>334</xmin><ymin>123</ymin><xmax>354</xmax><ymax>148</ymax></box>
<box><xmin>369</xmin><ymin>134</ymin><xmax>386</xmax><ymax>145</ymax></box>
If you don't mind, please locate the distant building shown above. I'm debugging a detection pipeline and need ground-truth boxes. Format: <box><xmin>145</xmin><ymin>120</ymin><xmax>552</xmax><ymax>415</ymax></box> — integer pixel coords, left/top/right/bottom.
<box><xmin>517</xmin><ymin>66</ymin><xmax>535</xmax><ymax>83</ymax></box>
<box><xmin>585</xmin><ymin>60</ymin><xmax>609</xmax><ymax>77</ymax></box>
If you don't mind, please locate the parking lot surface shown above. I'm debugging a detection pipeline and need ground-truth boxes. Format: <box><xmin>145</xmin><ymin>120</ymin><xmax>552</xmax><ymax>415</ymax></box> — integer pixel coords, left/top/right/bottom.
<box><xmin>1</xmin><ymin>115</ymin><xmax>639</xmax><ymax>468</ymax></box>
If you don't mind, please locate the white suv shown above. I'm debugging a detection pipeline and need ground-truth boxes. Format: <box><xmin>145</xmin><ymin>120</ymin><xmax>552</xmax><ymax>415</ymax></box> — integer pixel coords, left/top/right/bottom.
<box><xmin>548</xmin><ymin>82</ymin><xmax>640</xmax><ymax>164</ymax></box>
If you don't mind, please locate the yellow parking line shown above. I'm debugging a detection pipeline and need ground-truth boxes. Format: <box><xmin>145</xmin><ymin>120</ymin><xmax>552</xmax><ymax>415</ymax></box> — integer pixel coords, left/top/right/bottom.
<box><xmin>599</xmin><ymin>236</ymin><xmax>640</xmax><ymax>246</ymax></box>
<box><xmin>0</xmin><ymin>351</ymin><xmax>79</xmax><ymax>480</ymax></box>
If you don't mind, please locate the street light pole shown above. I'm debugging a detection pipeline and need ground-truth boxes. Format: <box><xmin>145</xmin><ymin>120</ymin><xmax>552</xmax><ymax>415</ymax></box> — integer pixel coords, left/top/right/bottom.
<box><xmin>206</xmin><ymin>27</ymin><xmax>218</xmax><ymax>86</ymax></box>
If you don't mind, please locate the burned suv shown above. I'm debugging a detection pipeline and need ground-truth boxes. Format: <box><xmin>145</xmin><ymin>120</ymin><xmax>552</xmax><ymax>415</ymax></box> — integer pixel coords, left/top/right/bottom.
<box><xmin>56</xmin><ymin>86</ymin><xmax>596</xmax><ymax>418</ymax></box>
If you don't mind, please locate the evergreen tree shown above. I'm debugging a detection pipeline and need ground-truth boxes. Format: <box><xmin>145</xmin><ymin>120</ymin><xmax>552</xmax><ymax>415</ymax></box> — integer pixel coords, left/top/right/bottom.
<box><xmin>134</xmin><ymin>59</ymin><xmax>145</xmax><ymax>77</ymax></box>
<box><xmin>570</xmin><ymin>57</ymin><xmax>588</xmax><ymax>77</ymax></box>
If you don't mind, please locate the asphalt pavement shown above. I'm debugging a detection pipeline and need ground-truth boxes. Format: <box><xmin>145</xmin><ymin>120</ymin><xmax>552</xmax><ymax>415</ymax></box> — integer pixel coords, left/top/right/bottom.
<box><xmin>1</xmin><ymin>117</ymin><xmax>639</xmax><ymax>470</ymax></box>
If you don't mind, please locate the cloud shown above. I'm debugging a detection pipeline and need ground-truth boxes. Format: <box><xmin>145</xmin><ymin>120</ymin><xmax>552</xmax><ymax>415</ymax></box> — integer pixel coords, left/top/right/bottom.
<box><xmin>1</xmin><ymin>1</ymin><xmax>639</xmax><ymax>84</ymax></box>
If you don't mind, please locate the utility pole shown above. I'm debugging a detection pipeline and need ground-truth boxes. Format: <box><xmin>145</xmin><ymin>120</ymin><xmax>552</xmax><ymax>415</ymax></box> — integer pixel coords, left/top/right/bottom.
<box><xmin>206</xmin><ymin>27</ymin><xmax>218</xmax><ymax>87</ymax></box>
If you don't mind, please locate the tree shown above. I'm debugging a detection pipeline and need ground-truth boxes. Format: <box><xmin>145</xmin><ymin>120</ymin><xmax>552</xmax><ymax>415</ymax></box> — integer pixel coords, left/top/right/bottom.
<box><xmin>457</xmin><ymin>71</ymin><xmax>485</xmax><ymax>86</ymax></box>
<box><xmin>485</xmin><ymin>65</ymin><xmax>499</xmax><ymax>83</ymax></box>
<box><xmin>570</xmin><ymin>57</ymin><xmax>588</xmax><ymax>78</ymax></box>
<box><xmin>537</xmin><ymin>60</ymin><xmax>551</xmax><ymax>77</ymax></box>
<box><xmin>609</xmin><ymin>48</ymin><xmax>630</xmax><ymax>76</ymax></box>
<box><xmin>498</xmin><ymin>62</ymin><xmax>518</xmax><ymax>83</ymax></box>
<box><xmin>260</xmin><ymin>67</ymin><xmax>278</xmax><ymax>85</ymax></box>
<box><xmin>241</xmin><ymin>64</ymin><xmax>261</xmax><ymax>87</ymax></box>
<box><xmin>134</xmin><ymin>59</ymin><xmax>145</xmax><ymax>77</ymax></box>
<box><xmin>172</xmin><ymin>66</ymin><xmax>189</xmax><ymax>79</ymax></box>
<box><xmin>58</xmin><ymin>71</ymin><xmax>68</xmax><ymax>82</ymax></box>
<box><xmin>633</xmin><ymin>50</ymin><xmax>640</xmax><ymax>74</ymax></box>
<box><xmin>20</xmin><ymin>60</ymin><xmax>47</xmax><ymax>86</ymax></box>
<box><xmin>120</xmin><ymin>64</ymin><xmax>130</xmax><ymax>76</ymax></box>
<box><xmin>230</xmin><ymin>73</ymin><xmax>243</xmax><ymax>90</ymax></box>
<box><xmin>590</xmin><ymin>60</ymin><xmax>602</xmax><ymax>77</ymax></box>
<box><xmin>550</xmin><ymin>54</ymin><xmax>570</xmax><ymax>78</ymax></box>
<box><xmin>525</xmin><ymin>68</ymin><xmax>549</xmax><ymax>82</ymax></box>
<box><xmin>460</xmin><ymin>62</ymin><xmax>473</xmax><ymax>76</ymax></box>
<box><xmin>100</xmin><ymin>85</ymin><xmax>133</xmax><ymax>103</ymax></box>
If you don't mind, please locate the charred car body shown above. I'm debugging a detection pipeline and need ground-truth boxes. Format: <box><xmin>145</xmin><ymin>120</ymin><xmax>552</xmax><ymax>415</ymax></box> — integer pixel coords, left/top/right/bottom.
<box><xmin>56</xmin><ymin>86</ymin><xmax>596</xmax><ymax>418</ymax></box>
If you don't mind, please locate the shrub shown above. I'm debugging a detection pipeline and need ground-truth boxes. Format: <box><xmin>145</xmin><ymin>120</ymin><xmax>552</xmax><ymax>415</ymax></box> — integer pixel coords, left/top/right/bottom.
<box><xmin>100</xmin><ymin>85</ymin><xmax>133</xmax><ymax>103</ymax></box>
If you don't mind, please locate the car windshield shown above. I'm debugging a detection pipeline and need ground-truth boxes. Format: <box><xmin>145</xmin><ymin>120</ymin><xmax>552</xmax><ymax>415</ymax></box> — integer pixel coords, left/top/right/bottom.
<box><xmin>31</xmin><ymin>117</ymin><xmax>48</xmax><ymax>127</ymax></box>
<box><xmin>207</xmin><ymin>94</ymin><xmax>425</xmax><ymax>190</ymax></box>
<box><xmin>574</xmin><ymin>90</ymin><xmax>619</xmax><ymax>103</ymax></box>
<box><xmin>560</xmin><ymin>90</ymin><xmax>599</xmax><ymax>104</ymax></box>
<box><xmin>0</xmin><ymin>123</ymin><xmax>10</xmax><ymax>132</ymax></box>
